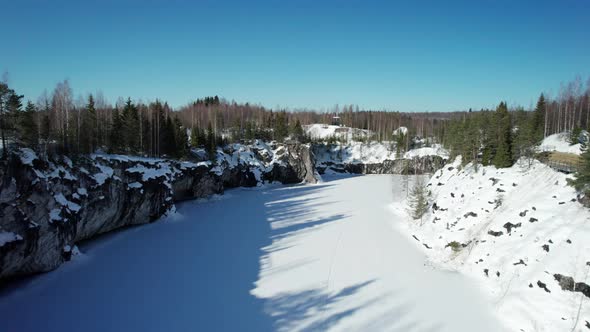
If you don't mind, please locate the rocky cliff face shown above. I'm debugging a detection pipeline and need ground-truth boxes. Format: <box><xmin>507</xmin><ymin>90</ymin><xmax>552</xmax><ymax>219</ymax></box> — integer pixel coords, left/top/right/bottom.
<box><xmin>315</xmin><ymin>156</ymin><xmax>446</xmax><ymax>175</ymax></box>
<box><xmin>311</xmin><ymin>142</ymin><xmax>447</xmax><ymax>175</ymax></box>
<box><xmin>0</xmin><ymin>142</ymin><xmax>318</xmax><ymax>280</ymax></box>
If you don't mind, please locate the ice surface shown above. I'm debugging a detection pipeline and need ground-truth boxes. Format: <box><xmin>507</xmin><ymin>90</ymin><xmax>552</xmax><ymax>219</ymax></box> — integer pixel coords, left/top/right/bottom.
<box><xmin>0</xmin><ymin>175</ymin><xmax>501</xmax><ymax>332</ymax></box>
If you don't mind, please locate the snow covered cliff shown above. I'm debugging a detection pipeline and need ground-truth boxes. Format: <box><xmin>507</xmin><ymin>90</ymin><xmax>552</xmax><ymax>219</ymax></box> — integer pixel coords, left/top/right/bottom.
<box><xmin>393</xmin><ymin>158</ymin><xmax>590</xmax><ymax>331</ymax></box>
<box><xmin>0</xmin><ymin>141</ymin><xmax>318</xmax><ymax>279</ymax></box>
<box><xmin>312</xmin><ymin>142</ymin><xmax>449</xmax><ymax>174</ymax></box>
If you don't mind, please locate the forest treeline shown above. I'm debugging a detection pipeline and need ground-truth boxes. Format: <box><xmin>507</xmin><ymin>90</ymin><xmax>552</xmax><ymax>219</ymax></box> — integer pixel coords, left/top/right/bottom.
<box><xmin>0</xmin><ymin>79</ymin><xmax>455</xmax><ymax>159</ymax></box>
<box><xmin>444</xmin><ymin>75</ymin><xmax>590</xmax><ymax>169</ymax></box>
<box><xmin>1</xmin><ymin>76</ymin><xmax>589</xmax><ymax>165</ymax></box>
<box><xmin>443</xmin><ymin>99</ymin><xmax>545</xmax><ymax>168</ymax></box>
<box><xmin>0</xmin><ymin>81</ymin><xmax>305</xmax><ymax>160</ymax></box>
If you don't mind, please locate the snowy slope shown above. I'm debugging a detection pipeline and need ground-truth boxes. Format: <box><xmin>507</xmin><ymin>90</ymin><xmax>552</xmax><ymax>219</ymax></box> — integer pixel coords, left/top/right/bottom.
<box><xmin>539</xmin><ymin>132</ymin><xmax>583</xmax><ymax>155</ymax></box>
<box><xmin>392</xmin><ymin>158</ymin><xmax>590</xmax><ymax>331</ymax></box>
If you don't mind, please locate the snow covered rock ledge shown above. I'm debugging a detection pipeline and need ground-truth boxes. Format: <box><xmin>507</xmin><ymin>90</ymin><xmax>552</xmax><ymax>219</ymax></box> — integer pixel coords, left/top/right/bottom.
<box><xmin>312</xmin><ymin>142</ymin><xmax>447</xmax><ymax>175</ymax></box>
<box><xmin>0</xmin><ymin>143</ymin><xmax>318</xmax><ymax>279</ymax></box>
<box><xmin>393</xmin><ymin>157</ymin><xmax>590</xmax><ymax>331</ymax></box>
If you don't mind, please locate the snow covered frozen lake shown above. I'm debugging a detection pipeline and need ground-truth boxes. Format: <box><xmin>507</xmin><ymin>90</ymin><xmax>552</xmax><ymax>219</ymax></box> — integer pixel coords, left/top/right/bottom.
<box><xmin>0</xmin><ymin>175</ymin><xmax>503</xmax><ymax>331</ymax></box>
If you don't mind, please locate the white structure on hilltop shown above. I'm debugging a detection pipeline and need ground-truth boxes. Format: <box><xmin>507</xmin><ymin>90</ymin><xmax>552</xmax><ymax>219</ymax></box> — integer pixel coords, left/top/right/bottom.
<box><xmin>332</xmin><ymin>115</ymin><xmax>341</xmax><ymax>126</ymax></box>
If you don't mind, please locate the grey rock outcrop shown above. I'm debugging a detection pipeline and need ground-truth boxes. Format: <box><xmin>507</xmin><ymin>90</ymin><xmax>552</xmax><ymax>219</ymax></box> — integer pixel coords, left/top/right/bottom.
<box><xmin>0</xmin><ymin>142</ymin><xmax>318</xmax><ymax>280</ymax></box>
<box><xmin>316</xmin><ymin>155</ymin><xmax>446</xmax><ymax>175</ymax></box>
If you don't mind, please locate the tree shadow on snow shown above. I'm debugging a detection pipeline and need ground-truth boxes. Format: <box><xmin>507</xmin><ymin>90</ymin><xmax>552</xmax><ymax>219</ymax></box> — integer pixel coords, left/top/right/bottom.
<box><xmin>0</xmin><ymin>180</ymin><xmax>438</xmax><ymax>332</ymax></box>
<box><xmin>0</xmin><ymin>182</ymin><xmax>356</xmax><ymax>332</ymax></box>
<box><xmin>266</xmin><ymin>280</ymin><xmax>376</xmax><ymax>331</ymax></box>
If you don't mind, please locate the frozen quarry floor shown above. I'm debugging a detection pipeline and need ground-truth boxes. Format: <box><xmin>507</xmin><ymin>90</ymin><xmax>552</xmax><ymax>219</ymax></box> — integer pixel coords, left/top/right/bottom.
<box><xmin>0</xmin><ymin>175</ymin><xmax>502</xmax><ymax>331</ymax></box>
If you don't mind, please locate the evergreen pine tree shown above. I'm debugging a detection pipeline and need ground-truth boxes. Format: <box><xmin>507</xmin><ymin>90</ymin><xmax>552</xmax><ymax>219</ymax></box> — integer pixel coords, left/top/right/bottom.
<box><xmin>40</xmin><ymin>113</ymin><xmax>51</xmax><ymax>154</ymax></box>
<box><xmin>19</xmin><ymin>101</ymin><xmax>39</xmax><ymax>149</ymax></box>
<box><xmin>573</xmin><ymin>149</ymin><xmax>590</xmax><ymax>192</ymax></box>
<box><xmin>173</xmin><ymin>116</ymin><xmax>188</xmax><ymax>158</ymax></box>
<box><xmin>109</xmin><ymin>108</ymin><xmax>124</xmax><ymax>153</ymax></box>
<box><xmin>0</xmin><ymin>83</ymin><xmax>10</xmax><ymax>158</ymax></box>
<box><xmin>190</xmin><ymin>127</ymin><xmax>201</xmax><ymax>147</ymax></box>
<box><xmin>395</xmin><ymin>132</ymin><xmax>406</xmax><ymax>158</ymax></box>
<box><xmin>290</xmin><ymin>119</ymin><xmax>304</xmax><ymax>142</ymax></box>
<box><xmin>122</xmin><ymin>98</ymin><xmax>139</xmax><ymax>153</ymax></box>
<box><xmin>161</xmin><ymin>115</ymin><xmax>176</xmax><ymax>156</ymax></box>
<box><xmin>155</xmin><ymin>104</ymin><xmax>167</xmax><ymax>157</ymax></box>
<box><xmin>408</xmin><ymin>178</ymin><xmax>429</xmax><ymax>222</ymax></box>
<box><xmin>569</xmin><ymin>126</ymin><xmax>582</xmax><ymax>145</ymax></box>
<box><xmin>480</xmin><ymin>112</ymin><xmax>495</xmax><ymax>166</ymax></box>
<box><xmin>510</xmin><ymin>108</ymin><xmax>537</xmax><ymax>164</ymax></box>
<box><xmin>80</xmin><ymin>95</ymin><xmax>97</xmax><ymax>154</ymax></box>
<box><xmin>244</xmin><ymin>121</ymin><xmax>254</xmax><ymax>140</ymax></box>
<box><xmin>533</xmin><ymin>94</ymin><xmax>546</xmax><ymax>142</ymax></box>
<box><xmin>274</xmin><ymin>111</ymin><xmax>289</xmax><ymax>141</ymax></box>
<box><xmin>492</xmin><ymin>102</ymin><xmax>513</xmax><ymax>168</ymax></box>
<box><xmin>1</xmin><ymin>87</ymin><xmax>23</xmax><ymax>155</ymax></box>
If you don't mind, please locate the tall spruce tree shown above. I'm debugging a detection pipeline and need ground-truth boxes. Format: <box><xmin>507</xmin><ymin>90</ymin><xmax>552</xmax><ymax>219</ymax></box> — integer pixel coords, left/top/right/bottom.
<box><xmin>244</xmin><ymin>121</ymin><xmax>254</xmax><ymax>140</ymax></box>
<box><xmin>19</xmin><ymin>101</ymin><xmax>39</xmax><ymax>149</ymax></box>
<box><xmin>122</xmin><ymin>98</ymin><xmax>139</xmax><ymax>153</ymax></box>
<box><xmin>574</xmin><ymin>149</ymin><xmax>590</xmax><ymax>193</ymax></box>
<box><xmin>0</xmin><ymin>83</ymin><xmax>10</xmax><ymax>158</ymax></box>
<box><xmin>190</xmin><ymin>126</ymin><xmax>202</xmax><ymax>147</ymax></box>
<box><xmin>274</xmin><ymin>111</ymin><xmax>289</xmax><ymax>141</ymax></box>
<box><xmin>173</xmin><ymin>116</ymin><xmax>188</xmax><ymax>158</ymax></box>
<box><xmin>161</xmin><ymin>115</ymin><xmax>176</xmax><ymax>156</ymax></box>
<box><xmin>80</xmin><ymin>95</ymin><xmax>97</xmax><ymax>154</ymax></box>
<box><xmin>109</xmin><ymin>108</ymin><xmax>124</xmax><ymax>153</ymax></box>
<box><xmin>480</xmin><ymin>111</ymin><xmax>495</xmax><ymax>166</ymax></box>
<box><xmin>533</xmin><ymin>94</ymin><xmax>546</xmax><ymax>142</ymax></box>
<box><xmin>290</xmin><ymin>119</ymin><xmax>304</xmax><ymax>142</ymax></box>
<box><xmin>0</xmin><ymin>85</ymin><xmax>23</xmax><ymax>157</ymax></box>
<box><xmin>40</xmin><ymin>113</ymin><xmax>51</xmax><ymax>155</ymax></box>
<box><xmin>492</xmin><ymin>102</ymin><xmax>513</xmax><ymax>168</ymax></box>
<box><xmin>408</xmin><ymin>177</ymin><xmax>429</xmax><ymax>222</ymax></box>
<box><xmin>511</xmin><ymin>108</ymin><xmax>537</xmax><ymax>164</ymax></box>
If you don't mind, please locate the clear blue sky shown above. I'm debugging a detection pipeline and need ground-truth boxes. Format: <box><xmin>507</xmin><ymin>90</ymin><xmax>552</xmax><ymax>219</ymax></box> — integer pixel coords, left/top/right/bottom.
<box><xmin>3</xmin><ymin>0</ymin><xmax>589</xmax><ymax>112</ymax></box>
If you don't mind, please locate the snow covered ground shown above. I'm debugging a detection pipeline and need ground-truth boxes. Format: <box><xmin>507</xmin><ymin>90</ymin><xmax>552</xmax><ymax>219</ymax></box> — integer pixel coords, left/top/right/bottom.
<box><xmin>0</xmin><ymin>175</ymin><xmax>501</xmax><ymax>332</ymax></box>
<box><xmin>539</xmin><ymin>132</ymin><xmax>583</xmax><ymax>155</ymax></box>
<box><xmin>393</xmin><ymin>158</ymin><xmax>590</xmax><ymax>331</ymax></box>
